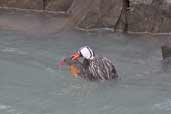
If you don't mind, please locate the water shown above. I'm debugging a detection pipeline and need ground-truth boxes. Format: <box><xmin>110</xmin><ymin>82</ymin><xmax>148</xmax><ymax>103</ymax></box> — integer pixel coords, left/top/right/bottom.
<box><xmin>0</xmin><ymin>10</ymin><xmax>171</xmax><ymax>114</ymax></box>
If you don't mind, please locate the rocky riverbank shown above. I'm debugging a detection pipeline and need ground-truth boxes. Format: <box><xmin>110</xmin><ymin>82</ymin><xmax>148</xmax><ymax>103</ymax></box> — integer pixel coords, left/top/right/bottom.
<box><xmin>0</xmin><ymin>0</ymin><xmax>171</xmax><ymax>33</ymax></box>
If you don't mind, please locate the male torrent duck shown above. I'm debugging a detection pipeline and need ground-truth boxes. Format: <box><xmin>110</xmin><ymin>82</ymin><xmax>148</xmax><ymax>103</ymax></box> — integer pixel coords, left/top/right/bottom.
<box><xmin>64</xmin><ymin>46</ymin><xmax>118</xmax><ymax>80</ymax></box>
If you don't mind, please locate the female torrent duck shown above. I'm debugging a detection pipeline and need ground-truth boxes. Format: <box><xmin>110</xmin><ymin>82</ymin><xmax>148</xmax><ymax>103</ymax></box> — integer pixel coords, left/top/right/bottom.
<box><xmin>66</xmin><ymin>46</ymin><xmax>118</xmax><ymax>81</ymax></box>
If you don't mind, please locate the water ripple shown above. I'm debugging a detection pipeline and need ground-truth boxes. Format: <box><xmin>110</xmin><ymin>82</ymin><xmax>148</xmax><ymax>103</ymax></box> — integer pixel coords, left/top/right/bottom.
<box><xmin>0</xmin><ymin>103</ymin><xmax>24</xmax><ymax>114</ymax></box>
<box><xmin>1</xmin><ymin>47</ymin><xmax>27</xmax><ymax>55</ymax></box>
<box><xmin>152</xmin><ymin>99</ymin><xmax>171</xmax><ymax>111</ymax></box>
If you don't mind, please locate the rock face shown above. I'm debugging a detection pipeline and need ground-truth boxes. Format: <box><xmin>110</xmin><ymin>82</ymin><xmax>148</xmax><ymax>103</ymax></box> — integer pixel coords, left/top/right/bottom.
<box><xmin>0</xmin><ymin>0</ymin><xmax>73</xmax><ymax>11</ymax></box>
<box><xmin>0</xmin><ymin>0</ymin><xmax>171</xmax><ymax>33</ymax></box>
<box><xmin>161</xmin><ymin>44</ymin><xmax>171</xmax><ymax>70</ymax></box>
<box><xmin>65</xmin><ymin>0</ymin><xmax>171</xmax><ymax>33</ymax></box>
<box><xmin>161</xmin><ymin>38</ymin><xmax>171</xmax><ymax>60</ymax></box>
<box><xmin>161</xmin><ymin>45</ymin><xmax>171</xmax><ymax>59</ymax></box>
<box><xmin>0</xmin><ymin>0</ymin><xmax>43</xmax><ymax>10</ymax></box>
<box><xmin>67</xmin><ymin>0</ymin><xmax>123</xmax><ymax>29</ymax></box>
<box><xmin>46</xmin><ymin>0</ymin><xmax>73</xmax><ymax>11</ymax></box>
<box><xmin>128</xmin><ymin>0</ymin><xmax>171</xmax><ymax>33</ymax></box>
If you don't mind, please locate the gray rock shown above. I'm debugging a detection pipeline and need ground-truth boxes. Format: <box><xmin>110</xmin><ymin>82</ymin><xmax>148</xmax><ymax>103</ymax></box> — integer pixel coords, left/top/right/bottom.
<box><xmin>0</xmin><ymin>0</ymin><xmax>6</xmax><ymax>7</ymax></box>
<box><xmin>128</xmin><ymin>0</ymin><xmax>171</xmax><ymax>33</ymax></box>
<box><xmin>67</xmin><ymin>0</ymin><xmax>123</xmax><ymax>29</ymax></box>
<box><xmin>0</xmin><ymin>0</ymin><xmax>171</xmax><ymax>33</ymax></box>
<box><xmin>46</xmin><ymin>0</ymin><xmax>73</xmax><ymax>11</ymax></box>
<box><xmin>0</xmin><ymin>0</ymin><xmax>43</xmax><ymax>10</ymax></box>
<box><xmin>161</xmin><ymin>45</ymin><xmax>171</xmax><ymax>60</ymax></box>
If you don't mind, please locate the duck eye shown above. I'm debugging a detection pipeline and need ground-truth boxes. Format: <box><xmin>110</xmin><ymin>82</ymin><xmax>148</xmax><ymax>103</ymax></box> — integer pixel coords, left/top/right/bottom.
<box><xmin>78</xmin><ymin>51</ymin><xmax>83</xmax><ymax>57</ymax></box>
<box><xmin>80</xmin><ymin>53</ymin><xmax>83</xmax><ymax>57</ymax></box>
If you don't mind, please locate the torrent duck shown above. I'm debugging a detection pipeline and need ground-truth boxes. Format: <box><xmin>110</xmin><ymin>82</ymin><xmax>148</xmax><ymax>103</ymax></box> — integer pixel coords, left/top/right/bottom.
<box><xmin>65</xmin><ymin>46</ymin><xmax>118</xmax><ymax>80</ymax></box>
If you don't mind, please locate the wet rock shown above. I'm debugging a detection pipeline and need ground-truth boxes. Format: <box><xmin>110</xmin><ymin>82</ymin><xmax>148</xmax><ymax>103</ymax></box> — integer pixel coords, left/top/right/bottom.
<box><xmin>0</xmin><ymin>0</ymin><xmax>73</xmax><ymax>11</ymax></box>
<box><xmin>161</xmin><ymin>43</ymin><xmax>171</xmax><ymax>71</ymax></box>
<box><xmin>0</xmin><ymin>0</ymin><xmax>6</xmax><ymax>7</ymax></box>
<box><xmin>128</xmin><ymin>0</ymin><xmax>171</xmax><ymax>33</ymax></box>
<box><xmin>0</xmin><ymin>0</ymin><xmax>43</xmax><ymax>10</ymax></box>
<box><xmin>67</xmin><ymin>0</ymin><xmax>123</xmax><ymax>29</ymax></box>
<box><xmin>46</xmin><ymin>0</ymin><xmax>73</xmax><ymax>11</ymax></box>
<box><xmin>161</xmin><ymin>37</ymin><xmax>171</xmax><ymax>60</ymax></box>
<box><xmin>1</xmin><ymin>0</ymin><xmax>171</xmax><ymax>33</ymax></box>
<box><xmin>161</xmin><ymin>45</ymin><xmax>171</xmax><ymax>60</ymax></box>
<box><xmin>66</xmin><ymin>0</ymin><xmax>171</xmax><ymax>33</ymax></box>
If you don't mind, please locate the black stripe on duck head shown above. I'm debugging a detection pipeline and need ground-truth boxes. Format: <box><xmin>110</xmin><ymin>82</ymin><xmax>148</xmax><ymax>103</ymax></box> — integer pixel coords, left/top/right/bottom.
<box><xmin>78</xmin><ymin>46</ymin><xmax>95</xmax><ymax>60</ymax></box>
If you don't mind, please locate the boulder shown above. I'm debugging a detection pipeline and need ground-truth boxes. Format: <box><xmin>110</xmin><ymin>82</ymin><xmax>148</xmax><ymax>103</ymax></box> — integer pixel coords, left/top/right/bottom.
<box><xmin>161</xmin><ymin>45</ymin><xmax>171</xmax><ymax>59</ymax></box>
<box><xmin>67</xmin><ymin>0</ymin><xmax>123</xmax><ymax>29</ymax></box>
<box><xmin>1</xmin><ymin>0</ymin><xmax>171</xmax><ymax>33</ymax></box>
<box><xmin>0</xmin><ymin>0</ymin><xmax>6</xmax><ymax>7</ymax></box>
<box><xmin>128</xmin><ymin>0</ymin><xmax>171</xmax><ymax>33</ymax></box>
<box><xmin>161</xmin><ymin>37</ymin><xmax>171</xmax><ymax>60</ymax></box>
<box><xmin>46</xmin><ymin>0</ymin><xmax>73</xmax><ymax>11</ymax></box>
<box><xmin>161</xmin><ymin>44</ymin><xmax>171</xmax><ymax>71</ymax></box>
<box><xmin>0</xmin><ymin>0</ymin><xmax>43</xmax><ymax>10</ymax></box>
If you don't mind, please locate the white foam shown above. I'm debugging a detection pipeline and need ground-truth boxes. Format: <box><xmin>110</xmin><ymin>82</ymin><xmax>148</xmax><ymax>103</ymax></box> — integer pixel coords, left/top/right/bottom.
<box><xmin>7</xmin><ymin>109</ymin><xmax>16</xmax><ymax>112</ymax></box>
<box><xmin>16</xmin><ymin>112</ymin><xmax>24</xmax><ymax>114</ymax></box>
<box><xmin>0</xmin><ymin>104</ymin><xmax>10</xmax><ymax>110</ymax></box>
<box><xmin>1</xmin><ymin>47</ymin><xmax>27</xmax><ymax>55</ymax></box>
<box><xmin>71</xmin><ymin>85</ymin><xmax>82</xmax><ymax>89</ymax></box>
<box><xmin>0</xmin><ymin>103</ymin><xmax>23</xmax><ymax>114</ymax></box>
<box><xmin>46</xmin><ymin>68</ymin><xmax>56</xmax><ymax>73</ymax></box>
<box><xmin>55</xmin><ymin>92</ymin><xmax>64</xmax><ymax>96</ymax></box>
<box><xmin>153</xmin><ymin>99</ymin><xmax>171</xmax><ymax>111</ymax></box>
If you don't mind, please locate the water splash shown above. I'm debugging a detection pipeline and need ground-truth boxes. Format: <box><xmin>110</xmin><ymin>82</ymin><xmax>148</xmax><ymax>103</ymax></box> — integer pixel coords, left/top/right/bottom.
<box><xmin>153</xmin><ymin>99</ymin><xmax>171</xmax><ymax>111</ymax></box>
<box><xmin>0</xmin><ymin>103</ymin><xmax>24</xmax><ymax>114</ymax></box>
<box><xmin>1</xmin><ymin>47</ymin><xmax>27</xmax><ymax>55</ymax></box>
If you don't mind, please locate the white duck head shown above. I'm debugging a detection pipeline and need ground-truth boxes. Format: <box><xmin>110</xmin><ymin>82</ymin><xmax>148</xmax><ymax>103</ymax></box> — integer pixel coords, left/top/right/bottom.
<box><xmin>71</xmin><ymin>46</ymin><xmax>95</xmax><ymax>60</ymax></box>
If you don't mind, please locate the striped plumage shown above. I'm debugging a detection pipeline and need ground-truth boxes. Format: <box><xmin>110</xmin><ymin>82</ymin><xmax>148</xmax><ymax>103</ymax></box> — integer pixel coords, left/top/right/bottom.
<box><xmin>84</xmin><ymin>56</ymin><xmax>118</xmax><ymax>80</ymax></box>
<box><xmin>65</xmin><ymin>46</ymin><xmax>118</xmax><ymax>81</ymax></box>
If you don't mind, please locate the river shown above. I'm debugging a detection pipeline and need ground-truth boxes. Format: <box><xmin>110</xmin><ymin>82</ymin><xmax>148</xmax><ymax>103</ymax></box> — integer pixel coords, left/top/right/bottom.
<box><xmin>0</xmin><ymin>9</ymin><xmax>171</xmax><ymax>114</ymax></box>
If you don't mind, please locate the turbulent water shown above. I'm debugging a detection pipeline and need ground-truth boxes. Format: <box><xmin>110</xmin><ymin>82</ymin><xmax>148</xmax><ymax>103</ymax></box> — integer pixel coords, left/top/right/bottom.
<box><xmin>0</xmin><ymin>10</ymin><xmax>171</xmax><ymax>114</ymax></box>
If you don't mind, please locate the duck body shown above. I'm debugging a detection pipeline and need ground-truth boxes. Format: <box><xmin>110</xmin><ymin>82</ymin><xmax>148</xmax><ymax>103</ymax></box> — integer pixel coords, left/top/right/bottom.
<box><xmin>64</xmin><ymin>46</ymin><xmax>119</xmax><ymax>81</ymax></box>
<box><xmin>83</xmin><ymin>55</ymin><xmax>118</xmax><ymax>80</ymax></box>
<box><xmin>64</xmin><ymin>55</ymin><xmax>118</xmax><ymax>81</ymax></box>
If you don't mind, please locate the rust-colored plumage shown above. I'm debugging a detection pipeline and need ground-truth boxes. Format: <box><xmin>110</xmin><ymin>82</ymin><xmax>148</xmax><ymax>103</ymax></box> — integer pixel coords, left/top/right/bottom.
<box><xmin>69</xmin><ymin>64</ymin><xmax>80</xmax><ymax>78</ymax></box>
<box><xmin>63</xmin><ymin>55</ymin><xmax>118</xmax><ymax>81</ymax></box>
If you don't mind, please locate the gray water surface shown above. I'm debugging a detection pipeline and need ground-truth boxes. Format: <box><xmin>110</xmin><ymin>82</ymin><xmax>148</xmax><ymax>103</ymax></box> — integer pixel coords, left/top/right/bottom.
<box><xmin>0</xmin><ymin>10</ymin><xmax>171</xmax><ymax>114</ymax></box>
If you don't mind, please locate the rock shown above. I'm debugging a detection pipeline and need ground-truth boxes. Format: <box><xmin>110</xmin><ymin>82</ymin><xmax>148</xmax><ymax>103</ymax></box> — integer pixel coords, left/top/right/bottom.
<box><xmin>1</xmin><ymin>0</ymin><xmax>171</xmax><ymax>33</ymax></box>
<box><xmin>46</xmin><ymin>0</ymin><xmax>73</xmax><ymax>11</ymax></box>
<box><xmin>161</xmin><ymin>44</ymin><xmax>171</xmax><ymax>71</ymax></box>
<box><xmin>160</xmin><ymin>37</ymin><xmax>171</xmax><ymax>60</ymax></box>
<box><xmin>67</xmin><ymin>0</ymin><xmax>123</xmax><ymax>29</ymax></box>
<box><xmin>0</xmin><ymin>0</ymin><xmax>6</xmax><ymax>7</ymax></box>
<box><xmin>0</xmin><ymin>0</ymin><xmax>73</xmax><ymax>11</ymax></box>
<box><xmin>128</xmin><ymin>0</ymin><xmax>171</xmax><ymax>33</ymax></box>
<box><xmin>0</xmin><ymin>0</ymin><xmax>43</xmax><ymax>10</ymax></box>
<box><xmin>161</xmin><ymin>45</ymin><xmax>171</xmax><ymax>59</ymax></box>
